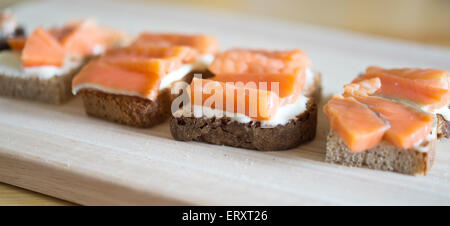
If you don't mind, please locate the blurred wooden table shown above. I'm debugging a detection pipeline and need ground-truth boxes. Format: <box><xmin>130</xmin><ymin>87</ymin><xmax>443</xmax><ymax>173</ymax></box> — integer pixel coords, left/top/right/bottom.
<box><xmin>1</xmin><ymin>0</ymin><xmax>449</xmax><ymax>206</ymax></box>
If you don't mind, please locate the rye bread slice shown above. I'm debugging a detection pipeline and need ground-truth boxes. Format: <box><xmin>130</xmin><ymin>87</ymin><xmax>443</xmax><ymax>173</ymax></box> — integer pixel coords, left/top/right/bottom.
<box><xmin>325</xmin><ymin>130</ymin><xmax>436</xmax><ymax>175</ymax></box>
<box><xmin>80</xmin><ymin>88</ymin><xmax>172</xmax><ymax>128</ymax></box>
<box><xmin>77</xmin><ymin>69</ymin><xmax>207</xmax><ymax>127</ymax></box>
<box><xmin>0</xmin><ymin>63</ymin><xmax>83</xmax><ymax>104</ymax></box>
<box><xmin>170</xmin><ymin>98</ymin><xmax>317</xmax><ymax>151</ymax></box>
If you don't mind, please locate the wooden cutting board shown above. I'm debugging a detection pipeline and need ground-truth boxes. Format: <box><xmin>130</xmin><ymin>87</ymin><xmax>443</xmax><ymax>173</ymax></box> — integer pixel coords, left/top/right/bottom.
<box><xmin>1</xmin><ymin>0</ymin><xmax>449</xmax><ymax>205</ymax></box>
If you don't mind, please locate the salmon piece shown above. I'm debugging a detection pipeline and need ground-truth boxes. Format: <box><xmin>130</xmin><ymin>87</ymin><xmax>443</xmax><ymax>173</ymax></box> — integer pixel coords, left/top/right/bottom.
<box><xmin>344</xmin><ymin>77</ymin><xmax>381</xmax><ymax>97</ymax></box>
<box><xmin>324</xmin><ymin>95</ymin><xmax>390</xmax><ymax>152</ymax></box>
<box><xmin>99</xmin><ymin>54</ymin><xmax>180</xmax><ymax>76</ymax></box>
<box><xmin>106</xmin><ymin>45</ymin><xmax>198</xmax><ymax>64</ymax></box>
<box><xmin>209</xmin><ymin>49</ymin><xmax>311</xmax><ymax>75</ymax></box>
<box><xmin>72</xmin><ymin>60</ymin><xmax>160</xmax><ymax>100</ymax></box>
<box><xmin>7</xmin><ymin>36</ymin><xmax>26</xmax><ymax>51</ymax></box>
<box><xmin>209</xmin><ymin>49</ymin><xmax>311</xmax><ymax>74</ymax></box>
<box><xmin>132</xmin><ymin>32</ymin><xmax>219</xmax><ymax>54</ymax></box>
<box><xmin>427</xmin><ymin>89</ymin><xmax>450</xmax><ymax>110</ymax></box>
<box><xmin>49</xmin><ymin>20</ymin><xmax>80</xmax><ymax>41</ymax></box>
<box><xmin>100</xmin><ymin>45</ymin><xmax>198</xmax><ymax>76</ymax></box>
<box><xmin>354</xmin><ymin>95</ymin><xmax>434</xmax><ymax>149</ymax></box>
<box><xmin>21</xmin><ymin>27</ymin><xmax>65</xmax><ymax>67</ymax></box>
<box><xmin>208</xmin><ymin>49</ymin><xmax>311</xmax><ymax>104</ymax></box>
<box><xmin>189</xmin><ymin>77</ymin><xmax>280</xmax><ymax>120</ymax></box>
<box><xmin>54</xmin><ymin>19</ymin><xmax>125</xmax><ymax>56</ymax></box>
<box><xmin>354</xmin><ymin>67</ymin><xmax>449</xmax><ymax>106</ymax></box>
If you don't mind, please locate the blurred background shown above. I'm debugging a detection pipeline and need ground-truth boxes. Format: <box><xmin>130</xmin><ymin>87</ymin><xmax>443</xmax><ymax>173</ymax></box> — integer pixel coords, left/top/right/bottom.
<box><xmin>0</xmin><ymin>0</ymin><xmax>449</xmax><ymax>205</ymax></box>
<box><xmin>3</xmin><ymin>0</ymin><xmax>449</xmax><ymax>47</ymax></box>
<box><xmin>146</xmin><ymin>0</ymin><xmax>450</xmax><ymax>47</ymax></box>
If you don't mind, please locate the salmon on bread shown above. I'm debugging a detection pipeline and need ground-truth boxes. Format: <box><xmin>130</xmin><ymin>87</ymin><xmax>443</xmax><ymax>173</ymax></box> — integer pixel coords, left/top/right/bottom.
<box><xmin>170</xmin><ymin>48</ymin><xmax>320</xmax><ymax>151</ymax></box>
<box><xmin>73</xmin><ymin>32</ymin><xmax>220</xmax><ymax>127</ymax></box>
<box><xmin>73</xmin><ymin>45</ymin><xmax>199</xmax><ymax>101</ymax></box>
<box><xmin>324</xmin><ymin>66</ymin><xmax>444</xmax><ymax>175</ymax></box>
<box><xmin>323</xmin><ymin>95</ymin><xmax>390</xmax><ymax>152</ymax></box>
<box><xmin>0</xmin><ymin>19</ymin><xmax>127</xmax><ymax>104</ymax></box>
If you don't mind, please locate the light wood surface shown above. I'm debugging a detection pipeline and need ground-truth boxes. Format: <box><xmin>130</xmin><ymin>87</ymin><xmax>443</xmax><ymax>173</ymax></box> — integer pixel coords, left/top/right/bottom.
<box><xmin>1</xmin><ymin>96</ymin><xmax>449</xmax><ymax>205</ymax></box>
<box><xmin>0</xmin><ymin>0</ymin><xmax>450</xmax><ymax>205</ymax></box>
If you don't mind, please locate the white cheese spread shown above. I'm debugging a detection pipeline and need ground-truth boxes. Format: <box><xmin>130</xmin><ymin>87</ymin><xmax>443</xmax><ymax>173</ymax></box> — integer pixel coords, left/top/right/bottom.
<box><xmin>0</xmin><ymin>51</ymin><xmax>83</xmax><ymax>79</ymax></box>
<box><xmin>174</xmin><ymin>94</ymin><xmax>309</xmax><ymax>128</ymax></box>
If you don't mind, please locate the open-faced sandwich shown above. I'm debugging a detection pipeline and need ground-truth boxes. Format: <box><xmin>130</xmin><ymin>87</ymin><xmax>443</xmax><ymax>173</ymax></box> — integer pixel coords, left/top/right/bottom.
<box><xmin>324</xmin><ymin>67</ymin><xmax>449</xmax><ymax>175</ymax></box>
<box><xmin>0</xmin><ymin>19</ymin><xmax>126</xmax><ymax>104</ymax></box>
<box><xmin>72</xmin><ymin>32</ymin><xmax>219</xmax><ymax>127</ymax></box>
<box><xmin>170</xmin><ymin>49</ymin><xmax>321</xmax><ymax>151</ymax></box>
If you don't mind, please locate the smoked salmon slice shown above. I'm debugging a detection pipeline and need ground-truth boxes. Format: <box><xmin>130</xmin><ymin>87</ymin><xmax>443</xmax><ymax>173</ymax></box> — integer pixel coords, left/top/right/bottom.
<box><xmin>100</xmin><ymin>46</ymin><xmax>198</xmax><ymax>76</ymax></box>
<box><xmin>132</xmin><ymin>32</ymin><xmax>219</xmax><ymax>55</ymax></box>
<box><xmin>354</xmin><ymin>95</ymin><xmax>434</xmax><ymax>149</ymax></box>
<box><xmin>99</xmin><ymin>54</ymin><xmax>179</xmax><ymax>77</ymax></box>
<box><xmin>21</xmin><ymin>27</ymin><xmax>65</xmax><ymax>67</ymax></box>
<box><xmin>72</xmin><ymin>60</ymin><xmax>161</xmax><ymax>100</ymax></box>
<box><xmin>344</xmin><ymin>77</ymin><xmax>381</xmax><ymax>97</ymax></box>
<box><xmin>208</xmin><ymin>49</ymin><xmax>311</xmax><ymax>104</ymax></box>
<box><xmin>7</xmin><ymin>36</ymin><xmax>26</xmax><ymax>51</ymax></box>
<box><xmin>323</xmin><ymin>95</ymin><xmax>390</xmax><ymax>152</ymax></box>
<box><xmin>189</xmin><ymin>77</ymin><xmax>280</xmax><ymax>120</ymax></box>
<box><xmin>51</xmin><ymin>19</ymin><xmax>125</xmax><ymax>56</ymax></box>
<box><xmin>49</xmin><ymin>20</ymin><xmax>80</xmax><ymax>41</ymax></box>
<box><xmin>426</xmin><ymin>90</ymin><xmax>450</xmax><ymax>110</ymax></box>
<box><xmin>209</xmin><ymin>49</ymin><xmax>311</xmax><ymax>74</ymax></box>
<box><xmin>353</xmin><ymin>66</ymin><xmax>450</xmax><ymax>106</ymax></box>
<box><xmin>106</xmin><ymin>45</ymin><xmax>198</xmax><ymax>64</ymax></box>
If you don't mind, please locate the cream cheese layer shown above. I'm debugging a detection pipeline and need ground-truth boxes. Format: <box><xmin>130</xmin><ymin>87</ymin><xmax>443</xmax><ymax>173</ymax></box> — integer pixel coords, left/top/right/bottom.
<box><xmin>0</xmin><ymin>51</ymin><xmax>83</xmax><ymax>79</ymax></box>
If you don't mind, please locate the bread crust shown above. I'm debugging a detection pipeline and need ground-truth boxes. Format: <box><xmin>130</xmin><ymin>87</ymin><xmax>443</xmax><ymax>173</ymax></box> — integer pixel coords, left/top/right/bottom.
<box><xmin>0</xmin><ymin>65</ymin><xmax>81</xmax><ymax>104</ymax></box>
<box><xmin>437</xmin><ymin>113</ymin><xmax>449</xmax><ymax>139</ymax></box>
<box><xmin>325</xmin><ymin>130</ymin><xmax>436</xmax><ymax>175</ymax></box>
<box><xmin>170</xmin><ymin>98</ymin><xmax>317</xmax><ymax>151</ymax></box>
<box><xmin>80</xmin><ymin>88</ymin><xmax>171</xmax><ymax>128</ymax></box>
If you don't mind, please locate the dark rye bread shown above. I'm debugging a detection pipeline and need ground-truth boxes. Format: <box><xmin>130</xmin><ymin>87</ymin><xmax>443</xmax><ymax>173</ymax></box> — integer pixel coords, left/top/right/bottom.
<box><xmin>80</xmin><ymin>88</ymin><xmax>172</xmax><ymax>128</ymax></box>
<box><xmin>325</xmin><ymin>130</ymin><xmax>436</xmax><ymax>175</ymax></box>
<box><xmin>170</xmin><ymin>99</ymin><xmax>317</xmax><ymax>151</ymax></box>
<box><xmin>78</xmin><ymin>69</ymin><xmax>208</xmax><ymax>127</ymax></box>
<box><xmin>437</xmin><ymin>112</ymin><xmax>449</xmax><ymax>139</ymax></box>
<box><xmin>0</xmin><ymin>64</ymin><xmax>82</xmax><ymax>104</ymax></box>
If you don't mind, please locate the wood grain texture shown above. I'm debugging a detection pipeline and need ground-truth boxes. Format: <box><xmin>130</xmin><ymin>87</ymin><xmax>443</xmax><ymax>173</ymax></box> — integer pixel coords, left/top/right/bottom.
<box><xmin>0</xmin><ymin>183</ymin><xmax>72</xmax><ymax>206</ymax></box>
<box><xmin>0</xmin><ymin>0</ymin><xmax>450</xmax><ymax>205</ymax></box>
